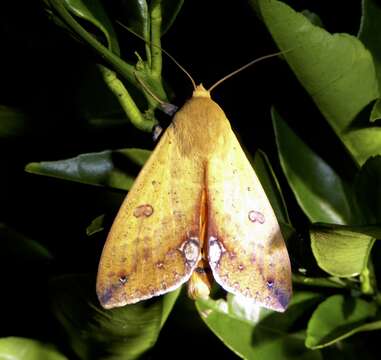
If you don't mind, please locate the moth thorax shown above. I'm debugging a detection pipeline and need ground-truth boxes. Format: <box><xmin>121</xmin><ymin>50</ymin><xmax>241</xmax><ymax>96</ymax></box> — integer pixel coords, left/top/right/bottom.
<box><xmin>192</xmin><ymin>84</ymin><xmax>211</xmax><ymax>98</ymax></box>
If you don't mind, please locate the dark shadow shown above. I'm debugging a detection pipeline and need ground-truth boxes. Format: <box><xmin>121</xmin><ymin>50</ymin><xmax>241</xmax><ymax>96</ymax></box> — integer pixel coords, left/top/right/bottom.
<box><xmin>346</xmin><ymin>99</ymin><xmax>381</xmax><ymax>131</ymax></box>
<box><xmin>251</xmin><ymin>295</ymin><xmax>321</xmax><ymax>348</ymax></box>
<box><xmin>110</xmin><ymin>151</ymin><xmax>144</xmax><ymax>180</ymax></box>
<box><xmin>342</xmin><ymin>296</ymin><xmax>357</xmax><ymax>319</ymax></box>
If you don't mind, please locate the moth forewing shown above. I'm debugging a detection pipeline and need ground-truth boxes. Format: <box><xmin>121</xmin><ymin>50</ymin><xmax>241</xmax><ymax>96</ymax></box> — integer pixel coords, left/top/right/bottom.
<box><xmin>96</xmin><ymin>85</ymin><xmax>292</xmax><ymax>312</ymax></box>
<box><xmin>205</xmin><ymin>125</ymin><xmax>292</xmax><ymax>312</ymax></box>
<box><xmin>96</xmin><ymin>118</ymin><xmax>205</xmax><ymax>309</ymax></box>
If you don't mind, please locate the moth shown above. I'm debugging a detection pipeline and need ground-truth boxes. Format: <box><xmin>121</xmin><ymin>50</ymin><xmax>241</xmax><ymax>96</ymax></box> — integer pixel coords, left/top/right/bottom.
<box><xmin>96</xmin><ymin>57</ymin><xmax>292</xmax><ymax>312</ymax></box>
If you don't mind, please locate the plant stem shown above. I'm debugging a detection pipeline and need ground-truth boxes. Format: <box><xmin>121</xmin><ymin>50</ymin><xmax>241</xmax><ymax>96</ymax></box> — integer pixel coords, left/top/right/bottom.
<box><xmin>143</xmin><ymin>6</ymin><xmax>152</xmax><ymax>68</ymax></box>
<box><xmin>98</xmin><ymin>66</ymin><xmax>156</xmax><ymax>132</ymax></box>
<box><xmin>150</xmin><ymin>1</ymin><xmax>163</xmax><ymax>77</ymax></box>
<box><xmin>292</xmin><ymin>274</ymin><xmax>347</xmax><ymax>288</ymax></box>
<box><xmin>360</xmin><ymin>259</ymin><xmax>376</xmax><ymax>295</ymax></box>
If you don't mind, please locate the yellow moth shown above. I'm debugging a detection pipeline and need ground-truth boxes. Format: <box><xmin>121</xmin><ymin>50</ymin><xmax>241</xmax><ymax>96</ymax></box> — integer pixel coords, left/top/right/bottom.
<box><xmin>96</xmin><ymin>56</ymin><xmax>292</xmax><ymax>312</ymax></box>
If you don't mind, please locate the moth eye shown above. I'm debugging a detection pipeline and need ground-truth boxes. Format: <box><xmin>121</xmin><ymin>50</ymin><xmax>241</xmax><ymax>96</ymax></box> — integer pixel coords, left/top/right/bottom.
<box><xmin>133</xmin><ymin>204</ymin><xmax>154</xmax><ymax>218</ymax></box>
<box><xmin>248</xmin><ymin>210</ymin><xmax>265</xmax><ymax>224</ymax></box>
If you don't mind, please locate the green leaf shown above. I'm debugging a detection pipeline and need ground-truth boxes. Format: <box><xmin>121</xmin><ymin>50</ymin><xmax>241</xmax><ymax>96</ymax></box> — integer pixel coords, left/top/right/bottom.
<box><xmin>0</xmin><ymin>223</ymin><xmax>53</xmax><ymax>263</ymax></box>
<box><xmin>25</xmin><ymin>148</ymin><xmax>151</xmax><ymax>191</ymax></box>
<box><xmin>254</xmin><ymin>0</ymin><xmax>381</xmax><ymax>166</ymax></box>
<box><xmin>253</xmin><ymin>149</ymin><xmax>291</xmax><ymax>225</ymax></box>
<box><xmin>119</xmin><ymin>0</ymin><xmax>149</xmax><ymax>40</ymax></box>
<box><xmin>310</xmin><ymin>223</ymin><xmax>379</xmax><ymax>277</ymax></box>
<box><xmin>0</xmin><ymin>105</ymin><xmax>28</xmax><ymax>137</ymax></box>
<box><xmin>272</xmin><ymin>108</ymin><xmax>354</xmax><ymax>224</ymax></box>
<box><xmin>196</xmin><ymin>292</ymin><xmax>322</xmax><ymax>360</ymax></box>
<box><xmin>355</xmin><ymin>156</ymin><xmax>381</xmax><ymax>223</ymax></box>
<box><xmin>370</xmin><ymin>99</ymin><xmax>381</xmax><ymax>122</ymax></box>
<box><xmin>358</xmin><ymin>0</ymin><xmax>381</xmax><ymax>126</ymax></box>
<box><xmin>358</xmin><ymin>0</ymin><xmax>381</xmax><ymax>88</ymax></box>
<box><xmin>86</xmin><ymin>214</ymin><xmax>105</xmax><ymax>236</ymax></box>
<box><xmin>306</xmin><ymin>295</ymin><xmax>378</xmax><ymax>349</ymax></box>
<box><xmin>64</xmin><ymin>0</ymin><xmax>120</xmax><ymax>53</ymax></box>
<box><xmin>0</xmin><ymin>337</ymin><xmax>67</xmax><ymax>360</ymax></box>
<box><xmin>300</xmin><ymin>10</ymin><xmax>323</xmax><ymax>28</ymax></box>
<box><xmin>50</xmin><ymin>274</ymin><xmax>180</xmax><ymax>360</ymax></box>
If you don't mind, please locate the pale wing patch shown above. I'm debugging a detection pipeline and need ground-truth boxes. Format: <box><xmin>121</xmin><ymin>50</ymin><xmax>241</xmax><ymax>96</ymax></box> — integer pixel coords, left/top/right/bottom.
<box><xmin>206</xmin><ymin>133</ymin><xmax>292</xmax><ymax>312</ymax></box>
<box><xmin>97</xmin><ymin>127</ymin><xmax>203</xmax><ymax>308</ymax></box>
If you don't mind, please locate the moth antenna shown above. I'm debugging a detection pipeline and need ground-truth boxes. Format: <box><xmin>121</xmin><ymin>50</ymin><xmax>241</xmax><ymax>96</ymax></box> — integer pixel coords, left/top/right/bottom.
<box><xmin>134</xmin><ymin>72</ymin><xmax>179</xmax><ymax>116</ymax></box>
<box><xmin>159</xmin><ymin>46</ymin><xmax>197</xmax><ymax>90</ymax></box>
<box><xmin>134</xmin><ymin>71</ymin><xmax>166</xmax><ymax>105</ymax></box>
<box><xmin>116</xmin><ymin>20</ymin><xmax>197</xmax><ymax>90</ymax></box>
<box><xmin>208</xmin><ymin>48</ymin><xmax>294</xmax><ymax>93</ymax></box>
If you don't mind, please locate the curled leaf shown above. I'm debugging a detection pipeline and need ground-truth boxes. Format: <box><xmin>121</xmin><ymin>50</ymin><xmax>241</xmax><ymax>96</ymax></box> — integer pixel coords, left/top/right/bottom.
<box><xmin>25</xmin><ymin>148</ymin><xmax>151</xmax><ymax>191</ymax></box>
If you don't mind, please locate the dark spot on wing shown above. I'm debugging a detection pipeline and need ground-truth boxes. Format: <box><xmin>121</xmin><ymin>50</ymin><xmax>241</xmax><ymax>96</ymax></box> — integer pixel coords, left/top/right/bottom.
<box><xmin>119</xmin><ymin>273</ymin><xmax>128</xmax><ymax>285</ymax></box>
<box><xmin>181</xmin><ymin>237</ymin><xmax>200</xmax><ymax>268</ymax></box>
<box><xmin>266</xmin><ymin>278</ymin><xmax>274</xmax><ymax>289</ymax></box>
<box><xmin>133</xmin><ymin>204</ymin><xmax>154</xmax><ymax>218</ymax></box>
<box><xmin>274</xmin><ymin>287</ymin><xmax>291</xmax><ymax>310</ymax></box>
<box><xmin>248</xmin><ymin>210</ymin><xmax>265</xmax><ymax>224</ymax></box>
<box><xmin>99</xmin><ymin>287</ymin><xmax>114</xmax><ymax>306</ymax></box>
